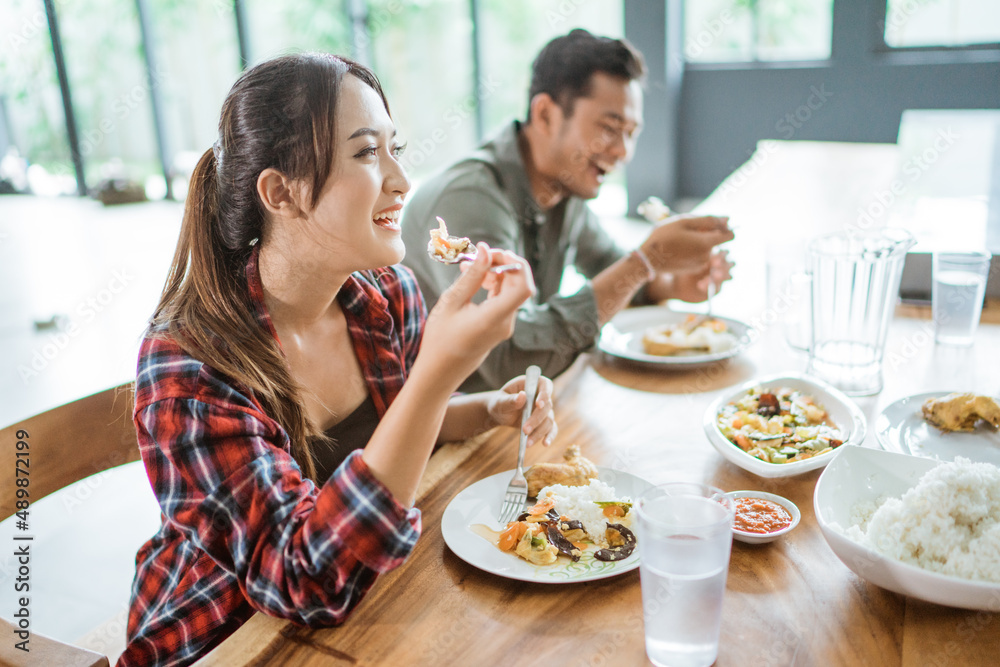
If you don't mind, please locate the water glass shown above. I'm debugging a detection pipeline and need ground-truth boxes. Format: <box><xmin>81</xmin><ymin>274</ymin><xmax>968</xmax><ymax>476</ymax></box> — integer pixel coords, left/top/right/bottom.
<box><xmin>636</xmin><ymin>483</ymin><xmax>734</xmax><ymax>667</ymax></box>
<box><xmin>932</xmin><ymin>251</ymin><xmax>991</xmax><ymax>346</ymax></box>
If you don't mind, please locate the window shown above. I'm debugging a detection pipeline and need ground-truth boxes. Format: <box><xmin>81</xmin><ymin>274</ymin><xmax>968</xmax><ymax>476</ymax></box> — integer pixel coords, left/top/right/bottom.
<box><xmin>884</xmin><ymin>0</ymin><xmax>1000</xmax><ymax>48</ymax></box>
<box><xmin>148</xmin><ymin>0</ymin><xmax>242</xmax><ymax>199</ymax></box>
<box><xmin>684</xmin><ymin>0</ymin><xmax>833</xmax><ymax>63</ymax></box>
<box><xmin>245</xmin><ymin>0</ymin><xmax>351</xmax><ymax>62</ymax></box>
<box><xmin>58</xmin><ymin>0</ymin><xmax>158</xmax><ymax>192</ymax></box>
<box><xmin>368</xmin><ymin>0</ymin><xmax>477</xmax><ymax>184</ymax></box>
<box><xmin>1</xmin><ymin>0</ymin><xmax>78</xmax><ymax>195</ymax></box>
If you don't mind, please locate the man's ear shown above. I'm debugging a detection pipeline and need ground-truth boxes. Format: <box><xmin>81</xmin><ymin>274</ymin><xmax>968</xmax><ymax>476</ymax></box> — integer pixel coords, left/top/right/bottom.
<box><xmin>257</xmin><ymin>168</ymin><xmax>304</xmax><ymax>217</ymax></box>
<box><xmin>529</xmin><ymin>92</ymin><xmax>560</xmax><ymax>135</ymax></box>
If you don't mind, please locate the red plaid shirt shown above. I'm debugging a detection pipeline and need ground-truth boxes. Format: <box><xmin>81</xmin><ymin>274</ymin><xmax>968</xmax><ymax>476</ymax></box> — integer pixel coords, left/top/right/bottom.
<box><xmin>118</xmin><ymin>249</ymin><xmax>426</xmax><ymax>667</ymax></box>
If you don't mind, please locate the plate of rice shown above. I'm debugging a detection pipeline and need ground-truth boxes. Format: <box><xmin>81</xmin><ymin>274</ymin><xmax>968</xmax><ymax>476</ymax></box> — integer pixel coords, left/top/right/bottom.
<box><xmin>814</xmin><ymin>445</ymin><xmax>1000</xmax><ymax>611</ymax></box>
<box><xmin>441</xmin><ymin>467</ymin><xmax>652</xmax><ymax>583</ymax></box>
<box><xmin>598</xmin><ymin>306</ymin><xmax>749</xmax><ymax>368</ymax></box>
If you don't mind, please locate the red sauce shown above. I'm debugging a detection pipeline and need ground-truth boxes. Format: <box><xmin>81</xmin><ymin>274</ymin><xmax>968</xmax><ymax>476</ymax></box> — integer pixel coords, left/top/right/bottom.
<box><xmin>733</xmin><ymin>497</ymin><xmax>792</xmax><ymax>534</ymax></box>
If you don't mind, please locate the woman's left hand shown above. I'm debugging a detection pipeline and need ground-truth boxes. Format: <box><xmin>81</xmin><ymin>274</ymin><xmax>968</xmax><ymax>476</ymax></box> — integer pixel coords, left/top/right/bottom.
<box><xmin>487</xmin><ymin>374</ymin><xmax>557</xmax><ymax>447</ymax></box>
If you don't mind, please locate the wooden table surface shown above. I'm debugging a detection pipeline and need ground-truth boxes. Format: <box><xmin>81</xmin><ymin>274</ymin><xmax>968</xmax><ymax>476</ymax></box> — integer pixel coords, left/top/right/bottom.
<box><xmin>195</xmin><ymin>307</ymin><xmax>1000</xmax><ymax>666</ymax></box>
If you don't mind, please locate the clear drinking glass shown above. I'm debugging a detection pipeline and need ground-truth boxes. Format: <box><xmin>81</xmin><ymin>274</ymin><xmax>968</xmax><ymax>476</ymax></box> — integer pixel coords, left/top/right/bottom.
<box><xmin>637</xmin><ymin>483</ymin><xmax>734</xmax><ymax>667</ymax></box>
<box><xmin>932</xmin><ymin>250</ymin><xmax>991</xmax><ymax>346</ymax></box>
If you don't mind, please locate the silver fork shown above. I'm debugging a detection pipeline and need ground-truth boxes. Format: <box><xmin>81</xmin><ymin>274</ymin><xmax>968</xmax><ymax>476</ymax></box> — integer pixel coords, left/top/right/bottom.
<box><xmin>497</xmin><ymin>365</ymin><xmax>541</xmax><ymax>525</ymax></box>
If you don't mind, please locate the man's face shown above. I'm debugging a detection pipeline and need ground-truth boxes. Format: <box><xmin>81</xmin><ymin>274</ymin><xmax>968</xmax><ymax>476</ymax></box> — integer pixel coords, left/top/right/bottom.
<box><xmin>543</xmin><ymin>72</ymin><xmax>643</xmax><ymax>200</ymax></box>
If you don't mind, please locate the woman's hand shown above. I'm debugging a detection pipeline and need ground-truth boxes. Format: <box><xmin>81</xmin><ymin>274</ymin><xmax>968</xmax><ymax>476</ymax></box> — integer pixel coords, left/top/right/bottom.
<box><xmin>486</xmin><ymin>374</ymin><xmax>557</xmax><ymax>447</ymax></box>
<box><xmin>419</xmin><ymin>243</ymin><xmax>535</xmax><ymax>390</ymax></box>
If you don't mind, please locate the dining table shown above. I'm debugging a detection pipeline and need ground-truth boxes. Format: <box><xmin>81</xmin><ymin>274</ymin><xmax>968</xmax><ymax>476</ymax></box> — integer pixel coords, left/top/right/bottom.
<box><xmin>193</xmin><ymin>141</ymin><xmax>1000</xmax><ymax>666</ymax></box>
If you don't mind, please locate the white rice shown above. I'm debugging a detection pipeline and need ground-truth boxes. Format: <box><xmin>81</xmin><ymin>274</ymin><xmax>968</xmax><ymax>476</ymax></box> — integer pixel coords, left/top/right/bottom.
<box><xmin>844</xmin><ymin>457</ymin><xmax>1000</xmax><ymax>583</ymax></box>
<box><xmin>538</xmin><ymin>478</ymin><xmax>633</xmax><ymax>548</ymax></box>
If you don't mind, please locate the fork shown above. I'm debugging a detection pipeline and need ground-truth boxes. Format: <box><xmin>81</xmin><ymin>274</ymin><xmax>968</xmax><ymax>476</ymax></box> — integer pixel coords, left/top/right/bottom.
<box><xmin>497</xmin><ymin>365</ymin><xmax>541</xmax><ymax>525</ymax></box>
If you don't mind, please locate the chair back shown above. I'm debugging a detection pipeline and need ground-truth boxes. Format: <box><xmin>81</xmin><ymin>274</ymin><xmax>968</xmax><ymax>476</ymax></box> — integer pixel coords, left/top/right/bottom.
<box><xmin>1</xmin><ymin>384</ymin><xmax>140</xmax><ymax>522</ymax></box>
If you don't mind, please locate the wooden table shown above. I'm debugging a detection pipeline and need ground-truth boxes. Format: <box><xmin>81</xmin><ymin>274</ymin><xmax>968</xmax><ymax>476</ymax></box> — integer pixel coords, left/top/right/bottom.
<box><xmin>195</xmin><ymin>306</ymin><xmax>1000</xmax><ymax>666</ymax></box>
<box><xmin>196</xmin><ymin>141</ymin><xmax>1000</xmax><ymax>665</ymax></box>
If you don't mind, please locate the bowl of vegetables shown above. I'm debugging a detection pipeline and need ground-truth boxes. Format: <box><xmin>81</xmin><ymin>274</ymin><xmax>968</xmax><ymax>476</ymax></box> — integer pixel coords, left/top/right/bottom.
<box><xmin>704</xmin><ymin>373</ymin><xmax>867</xmax><ymax>478</ymax></box>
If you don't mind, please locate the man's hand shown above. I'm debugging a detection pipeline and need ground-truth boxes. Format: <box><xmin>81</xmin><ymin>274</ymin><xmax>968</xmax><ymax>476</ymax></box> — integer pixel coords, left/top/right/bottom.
<box><xmin>640</xmin><ymin>214</ymin><xmax>732</xmax><ymax>274</ymax></box>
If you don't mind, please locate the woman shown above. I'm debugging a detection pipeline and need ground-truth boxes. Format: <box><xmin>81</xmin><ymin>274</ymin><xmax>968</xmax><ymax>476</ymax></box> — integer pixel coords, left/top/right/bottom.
<box><xmin>118</xmin><ymin>53</ymin><xmax>555</xmax><ymax>666</ymax></box>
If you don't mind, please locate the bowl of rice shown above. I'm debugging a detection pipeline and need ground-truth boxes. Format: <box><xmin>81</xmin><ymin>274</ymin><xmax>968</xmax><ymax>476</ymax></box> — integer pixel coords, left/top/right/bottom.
<box><xmin>814</xmin><ymin>445</ymin><xmax>1000</xmax><ymax>611</ymax></box>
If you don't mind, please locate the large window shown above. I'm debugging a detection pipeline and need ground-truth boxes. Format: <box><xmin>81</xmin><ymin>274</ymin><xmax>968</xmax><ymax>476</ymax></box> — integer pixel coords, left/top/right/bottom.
<box><xmin>1</xmin><ymin>0</ymin><xmax>77</xmax><ymax>195</ymax></box>
<box><xmin>884</xmin><ymin>0</ymin><xmax>1000</xmax><ymax>48</ymax></box>
<box><xmin>684</xmin><ymin>0</ymin><xmax>833</xmax><ymax>63</ymax></box>
<box><xmin>148</xmin><ymin>0</ymin><xmax>242</xmax><ymax>198</ymax></box>
<box><xmin>369</xmin><ymin>0</ymin><xmax>476</xmax><ymax>185</ymax></box>
<box><xmin>59</xmin><ymin>0</ymin><xmax>159</xmax><ymax>192</ymax></box>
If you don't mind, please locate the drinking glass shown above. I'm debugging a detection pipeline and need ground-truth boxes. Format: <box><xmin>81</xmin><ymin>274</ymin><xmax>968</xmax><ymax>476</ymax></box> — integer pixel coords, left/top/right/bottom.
<box><xmin>636</xmin><ymin>483</ymin><xmax>734</xmax><ymax>667</ymax></box>
<box><xmin>932</xmin><ymin>250</ymin><xmax>991</xmax><ymax>346</ymax></box>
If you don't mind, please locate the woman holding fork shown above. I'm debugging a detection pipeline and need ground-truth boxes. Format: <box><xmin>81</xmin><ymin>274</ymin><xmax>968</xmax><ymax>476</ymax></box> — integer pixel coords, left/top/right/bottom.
<box><xmin>119</xmin><ymin>53</ymin><xmax>555</xmax><ymax>667</ymax></box>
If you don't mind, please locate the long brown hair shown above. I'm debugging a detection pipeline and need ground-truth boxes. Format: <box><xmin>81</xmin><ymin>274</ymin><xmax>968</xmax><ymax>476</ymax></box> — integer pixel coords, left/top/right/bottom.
<box><xmin>151</xmin><ymin>53</ymin><xmax>390</xmax><ymax>480</ymax></box>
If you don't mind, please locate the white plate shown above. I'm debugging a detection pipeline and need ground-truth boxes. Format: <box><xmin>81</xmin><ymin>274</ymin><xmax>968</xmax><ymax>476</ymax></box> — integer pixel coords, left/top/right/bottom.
<box><xmin>703</xmin><ymin>373</ymin><xmax>867</xmax><ymax>478</ymax></box>
<box><xmin>875</xmin><ymin>392</ymin><xmax>1000</xmax><ymax>465</ymax></box>
<box><xmin>814</xmin><ymin>445</ymin><xmax>1000</xmax><ymax>611</ymax></box>
<box><xmin>441</xmin><ymin>467</ymin><xmax>653</xmax><ymax>583</ymax></box>
<box><xmin>597</xmin><ymin>306</ymin><xmax>750</xmax><ymax>368</ymax></box>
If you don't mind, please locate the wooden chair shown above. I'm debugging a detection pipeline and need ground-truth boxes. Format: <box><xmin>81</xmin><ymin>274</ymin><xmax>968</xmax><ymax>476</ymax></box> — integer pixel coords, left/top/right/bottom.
<box><xmin>0</xmin><ymin>384</ymin><xmax>140</xmax><ymax>667</ymax></box>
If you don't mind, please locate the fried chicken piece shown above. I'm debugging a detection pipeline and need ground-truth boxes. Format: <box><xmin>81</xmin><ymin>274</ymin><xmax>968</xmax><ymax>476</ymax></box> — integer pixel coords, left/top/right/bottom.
<box><xmin>524</xmin><ymin>444</ymin><xmax>599</xmax><ymax>497</ymax></box>
<box><xmin>922</xmin><ymin>393</ymin><xmax>1000</xmax><ymax>432</ymax></box>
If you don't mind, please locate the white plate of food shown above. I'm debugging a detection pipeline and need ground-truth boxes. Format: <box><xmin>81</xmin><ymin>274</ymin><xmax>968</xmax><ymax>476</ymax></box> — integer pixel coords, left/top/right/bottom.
<box><xmin>875</xmin><ymin>391</ymin><xmax>1000</xmax><ymax>465</ymax></box>
<box><xmin>814</xmin><ymin>445</ymin><xmax>1000</xmax><ymax>611</ymax></box>
<box><xmin>441</xmin><ymin>466</ymin><xmax>653</xmax><ymax>583</ymax></box>
<box><xmin>704</xmin><ymin>373</ymin><xmax>867</xmax><ymax>478</ymax></box>
<box><xmin>597</xmin><ymin>306</ymin><xmax>750</xmax><ymax>368</ymax></box>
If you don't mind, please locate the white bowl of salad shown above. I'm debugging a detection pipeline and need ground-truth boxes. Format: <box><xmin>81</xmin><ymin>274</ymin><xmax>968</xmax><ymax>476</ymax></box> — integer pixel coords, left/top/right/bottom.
<box><xmin>703</xmin><ymin>373</ymin><xmax>867</xmax><ymax>478</ymax></box>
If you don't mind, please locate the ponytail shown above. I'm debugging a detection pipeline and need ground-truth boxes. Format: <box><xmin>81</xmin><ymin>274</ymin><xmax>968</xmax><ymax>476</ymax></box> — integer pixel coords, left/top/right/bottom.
<box><xmin>151</xmin><ymin>148</ymin><xmax>321</xmax><ymax>481</ymax></box>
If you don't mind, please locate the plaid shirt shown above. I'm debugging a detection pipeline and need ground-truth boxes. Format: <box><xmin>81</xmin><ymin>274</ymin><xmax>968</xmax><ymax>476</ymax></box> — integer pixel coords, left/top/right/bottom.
<box><xmin>118</xmin><ymin>249</ymin><xmax>426</xmax><ymax>667</ymax></box>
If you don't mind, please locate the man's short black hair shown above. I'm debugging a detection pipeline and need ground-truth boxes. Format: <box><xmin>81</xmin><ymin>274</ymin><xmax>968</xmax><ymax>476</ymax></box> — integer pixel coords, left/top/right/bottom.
<box><xmin>527</xmin><ymin>29</ymin><xmax>646</xmax><ymax>121</ymax></box>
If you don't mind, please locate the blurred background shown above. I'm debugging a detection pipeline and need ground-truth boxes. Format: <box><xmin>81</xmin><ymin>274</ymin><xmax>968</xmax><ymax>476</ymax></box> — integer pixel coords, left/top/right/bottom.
<box><xmin>0</xmin><ymin>0</ymin><xmax>999</xmax><ymax>425</ymax></box>
<box><xmin>3</xmin><ymin>0</ymin><xmax>998</xmax><ymax>211</ymax></box>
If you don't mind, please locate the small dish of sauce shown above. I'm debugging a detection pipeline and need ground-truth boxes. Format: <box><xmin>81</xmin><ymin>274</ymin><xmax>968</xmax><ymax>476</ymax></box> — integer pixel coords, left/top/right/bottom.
<box><xmin>727</xmin><ymin>491</ymin><xmax>800</xmax><ymax>544</ymax></box>
<box><xmin>734</xmin><ymin>497</ymin><xmax>792</xmax><ymax>533</ymax></box>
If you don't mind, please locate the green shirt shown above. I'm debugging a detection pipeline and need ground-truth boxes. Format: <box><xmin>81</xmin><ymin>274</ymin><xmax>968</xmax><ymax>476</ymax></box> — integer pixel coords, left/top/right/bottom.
<box><xmin>401</xmin><ymin>120</ymin><xmax>625</xmax><ymax>392</ymax></box>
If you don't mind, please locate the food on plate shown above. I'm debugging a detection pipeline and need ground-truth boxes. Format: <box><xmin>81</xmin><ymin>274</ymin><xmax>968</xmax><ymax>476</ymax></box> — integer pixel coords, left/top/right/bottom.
<box><xmin>842</xmin><ymin>457</ymin><xmax>1000</xmax><ymax>583</ymax></box>
<box><xmin>733</xmin><ymin>497</ymin><xmax>793</xmax><ymax>534</ymax></box>
<box><xmin>641</xmin><ymin>315</ymin><xmax>737</xmax><ymax>356</ymax></box>
<box><xmin>427</xmin><ymin>215</ymin><xmax>475</xmax><ymax>262</ymax></box>
<box><xmin>495</xmin><ymin>478</ymin><xmax>636</xmax><ymax>566</ymax></box>
<box><xmin>716</xmin><ymin>386</ymin><xmax>844</xmax><ymax>464</ymax></box>
<box><xmin>524</xmin><ymin>444</ymin><xmax>598</xmax><ymax>497</ymax></box>
<box><xmin>921</xmin><ymin>393</ymin><xmax>1000</xmax><ymax>432</ymax></box>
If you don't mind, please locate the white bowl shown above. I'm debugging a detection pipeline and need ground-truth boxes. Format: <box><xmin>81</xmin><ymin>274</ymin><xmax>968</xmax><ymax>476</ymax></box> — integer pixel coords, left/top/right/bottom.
<box><xmin>814</xmin><ymin>445</ymin><xmax>1000</xmax><ymax>611</ymax></box>
<box><xmin>703</xmin><ymin>373</ymin><xmax>867</xmax><ymax>478</ymax></box>
<box><xmin>727</xmin><ymin>490</ymin><xmax>800</xmax><ymax>544</ymax></box>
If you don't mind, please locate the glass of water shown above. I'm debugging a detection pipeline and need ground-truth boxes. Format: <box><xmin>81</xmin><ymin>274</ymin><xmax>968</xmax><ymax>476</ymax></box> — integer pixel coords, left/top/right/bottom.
<box><xmin>932</xmin><ymin>251</ymin><xmax>991</xmax><ymax>346</ymax></box>
<box><xmin>636</xmin><ymin>483</ymin><xmax>734</xmax><ymax>667</ymax></box>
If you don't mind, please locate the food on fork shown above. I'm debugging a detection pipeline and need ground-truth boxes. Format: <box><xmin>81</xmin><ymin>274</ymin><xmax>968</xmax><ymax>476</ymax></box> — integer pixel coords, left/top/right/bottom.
<box><xmin>524</xmin><ymin>444</ymin><xmax>598</xmax><ymax>497</ymax></box>
<box><xmin>495</xmin><ymin>478</ymin><xmax>636</xmax><ymax>566</ymax></box>
<box><xmin>427</xmin><ymin>215</ymin><xmax>475</xmax><ymax>263</ymax></box>
<box><xmin>922</xmin><ymin>393</ymin><xmax>1000</xmax><ymax>432</ymax></box>
<box><xmin>716</xmin><ymin>386</ymin><xmax>844</xmax><ymax>464</ymax></box>
<box><xmin>641</xmin><ymin>315</ymin><xmax>737</xmax><ymax>356</ymax></box>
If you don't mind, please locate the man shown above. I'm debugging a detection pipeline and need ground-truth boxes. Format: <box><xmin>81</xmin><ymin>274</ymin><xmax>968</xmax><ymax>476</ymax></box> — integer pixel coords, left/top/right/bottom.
<box><xmin>402</xmin><ymin>29</ymin><xmax>733</xmax><ymax>392</ymax></box>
